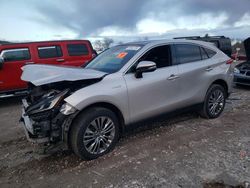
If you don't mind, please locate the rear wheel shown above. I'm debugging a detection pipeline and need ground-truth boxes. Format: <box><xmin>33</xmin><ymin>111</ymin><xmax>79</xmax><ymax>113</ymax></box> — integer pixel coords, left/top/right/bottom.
<box><xmin>199</xmin><ymin>84</ymin><xmax>226</xmax><ymax>119</ymax></box>
<box><xmin>70</xmin><ymin>107</ymin><xmax>120</xmax><ymax>160</ymax></box>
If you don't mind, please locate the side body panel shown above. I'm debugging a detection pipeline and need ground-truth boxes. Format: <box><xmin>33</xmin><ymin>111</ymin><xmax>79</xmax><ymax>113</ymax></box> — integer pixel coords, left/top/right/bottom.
<box><xmin>65</xmin><ymin>40</ymin><xmax>233</xmax><ymax>126</ymax></box>
<box><xmin>64</xmin><ymin>73</ymin><xmax>130</xmax><ymax>124</ymax></box>
<box><xmin>175</xmin><ymin>44</ymin><xmax>233</xmax><ymax>105</ymax></box>
<box><xmin>123</xmin><ymin>66</ymin><xmax>180</xmax><ymax>124</ymax></box>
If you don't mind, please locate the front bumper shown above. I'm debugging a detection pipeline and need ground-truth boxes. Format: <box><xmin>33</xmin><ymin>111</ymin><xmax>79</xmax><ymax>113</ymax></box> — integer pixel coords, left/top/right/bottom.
<box><xmin>20</xmin><ymin>99</ymin><xmax>50</xmax><ymax>143</ymax></box>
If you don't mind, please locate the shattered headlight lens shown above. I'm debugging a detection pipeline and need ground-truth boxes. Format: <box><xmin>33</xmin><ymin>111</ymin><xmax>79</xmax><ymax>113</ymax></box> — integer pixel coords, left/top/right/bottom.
<box><xmin>26</xmin><ymin>90</ymin><xmax>69</xmax><ymax>115</ymax></box>
<box><xmin>60</xmin><ymin>103</ymin><xmax>77</xmax><ymax>115</ymax></box>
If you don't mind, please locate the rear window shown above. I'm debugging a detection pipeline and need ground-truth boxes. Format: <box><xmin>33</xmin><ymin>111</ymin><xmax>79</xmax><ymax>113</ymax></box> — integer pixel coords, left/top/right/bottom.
<box><xmin>67</xmin><ymin>44</ymin><xmax>89</xmax><ymax>56</ymax></box>
<box><xmin>0</xmin><ymin>48</ymin><xmax>30</xmax><ymax>62</ymax></box>
<box><xmin>175</xmin><ymin>44</ymin><xmax>202</xmax><ymax>64</ymax></box>
<box><xmin>38</xmin><ymin>46</ymin><xmax>63</xmax><ymax>59</ymax></box>
<box><xmin>204</xmin><ymin>48</ymin><xmax>216</xmax><ymax>58</ymax></box>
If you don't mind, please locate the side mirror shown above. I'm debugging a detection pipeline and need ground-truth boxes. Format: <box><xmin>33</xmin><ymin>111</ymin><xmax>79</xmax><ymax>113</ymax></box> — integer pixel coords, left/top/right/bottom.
<box><xmin>135</xmin><ymin>61</ymin><xmax>156</xmax><ymax>78</ymax></box>
<box><xmin>0</xmin><ymin>56</ymin><xmax>4</xmax><ymax>69</ymax></box>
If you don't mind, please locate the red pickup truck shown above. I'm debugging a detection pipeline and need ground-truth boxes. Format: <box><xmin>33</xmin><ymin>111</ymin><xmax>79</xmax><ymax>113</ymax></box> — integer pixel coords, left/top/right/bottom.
<box><xmin>0</xmin><ymin>40</ymin><xmax>96</xmax><ymax>97</ymax></box>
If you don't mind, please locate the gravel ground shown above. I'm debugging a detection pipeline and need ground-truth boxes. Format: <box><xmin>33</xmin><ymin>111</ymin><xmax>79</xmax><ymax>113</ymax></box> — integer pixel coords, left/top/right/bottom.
<box><xmin>0</xmin><ymin>86</ymin><xmax>249</xmax><ymax>188</ymax></box>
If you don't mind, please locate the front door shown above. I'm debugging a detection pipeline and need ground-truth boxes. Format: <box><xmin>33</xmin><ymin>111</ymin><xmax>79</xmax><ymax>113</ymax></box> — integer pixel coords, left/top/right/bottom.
<box><xmin>0</xmin><ymin>47</ymin><xmax>32</xmax><ymax>92</ymax></box>
<box><xmin>124</xmin><ymin>45</ymin><xmax>181</xmax><ymax>123</ymax></box>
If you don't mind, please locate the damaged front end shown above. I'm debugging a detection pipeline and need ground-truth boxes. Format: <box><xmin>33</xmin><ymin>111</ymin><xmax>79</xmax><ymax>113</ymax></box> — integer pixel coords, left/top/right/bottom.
<box><xmin>20</xmin><ymin>79</ymin><xmax>103</xmax><ymax>146</ymax></box>
<box><xmin>20</xmin><ymin>64</ymin><xmax>106</xmax><ymax>148</ymax></box>
<box><xmin>20</xmin><ymin>87</ymin><xmax>76</xmax><ymax>145</ymax></box>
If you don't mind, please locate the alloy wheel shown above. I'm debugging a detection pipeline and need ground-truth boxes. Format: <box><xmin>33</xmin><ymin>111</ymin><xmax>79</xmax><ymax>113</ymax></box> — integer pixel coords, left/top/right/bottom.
<box><xmin>83</xmin><ymin>116</ymin><xmax>115</xmax><ymax>155</ymax></box>
<box><xmin>208</xmin><ymin>89</ymin><xmax>225</xmax><ymax>116</ymax></box>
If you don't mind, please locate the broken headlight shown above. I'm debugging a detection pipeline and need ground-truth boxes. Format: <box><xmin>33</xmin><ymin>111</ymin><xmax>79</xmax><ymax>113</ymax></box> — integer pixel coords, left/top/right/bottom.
<box><xmin>26</xmin><ymin>89</ymin><xmax>69</xmax><ymax>115</ymax></box>
<box><xmin>60</xmin><ymin>103</ymin><xmax>77</xmax><ymax>115</ymax></box>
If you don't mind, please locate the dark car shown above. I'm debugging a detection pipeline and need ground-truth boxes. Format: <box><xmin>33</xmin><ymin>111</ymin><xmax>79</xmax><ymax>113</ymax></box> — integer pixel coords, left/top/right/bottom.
<box><xmin>234</xmin><ymin>37</ymin><xmax>250</xmax><ymax>86</ymax></box>
<box><xmin>174</xmin><ymin>35</ymin><xmax>232</xmax><ymax>57</ymax></box>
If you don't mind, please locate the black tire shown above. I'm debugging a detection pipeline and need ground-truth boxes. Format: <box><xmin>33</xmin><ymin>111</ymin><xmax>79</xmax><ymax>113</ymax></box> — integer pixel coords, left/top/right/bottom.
<box><xmin>199</xmin><ymin>84</ymin><xmax>226</xmax><ymax>119</ymax></box>
<box><xmin>69</xmin><ymin>107</ymin><xmax>120</xmax><ymax>160</ymax></box>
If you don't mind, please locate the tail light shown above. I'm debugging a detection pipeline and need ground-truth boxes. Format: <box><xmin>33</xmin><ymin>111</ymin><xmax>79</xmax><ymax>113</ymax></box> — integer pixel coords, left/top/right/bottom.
<box><xmin>226</xmin><ymin>59</ymin><xmax>234</xmax><ymax>64</ymax></box>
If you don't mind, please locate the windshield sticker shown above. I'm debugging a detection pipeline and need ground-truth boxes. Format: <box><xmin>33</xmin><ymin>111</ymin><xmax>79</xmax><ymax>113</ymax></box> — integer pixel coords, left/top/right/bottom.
<box><xmin>125</xmin><ymin>46</ymin><xmax>141</xmax><ymax>51</ymax></box>
<box><xmin>117</xmin><ymin>52</ymin><xmax>128</xmax><ymax>59</ymax></box>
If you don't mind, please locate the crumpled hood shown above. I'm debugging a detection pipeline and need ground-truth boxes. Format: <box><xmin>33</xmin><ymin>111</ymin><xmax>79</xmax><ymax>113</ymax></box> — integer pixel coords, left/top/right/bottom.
<box><xmin>21</xmin><ymin>64</ymin><xmax>107</xmax><ymax>86</ymax></box>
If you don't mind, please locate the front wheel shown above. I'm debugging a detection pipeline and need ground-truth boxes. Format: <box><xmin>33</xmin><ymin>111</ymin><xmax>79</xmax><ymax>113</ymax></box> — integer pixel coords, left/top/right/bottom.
<box><xmin>199</xmin><ymin>84</ymin><xmax>226</xmax><ymax>119</ymax></box>
<box><xmin>70</xmin><ymin>107</ymin><xmax>120</xmax><ymax>160</ymax></box>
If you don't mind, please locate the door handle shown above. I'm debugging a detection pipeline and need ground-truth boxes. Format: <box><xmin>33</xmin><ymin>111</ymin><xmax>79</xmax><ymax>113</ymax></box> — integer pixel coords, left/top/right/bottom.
<box><xmin>206</xmin><ymin>67</ymin><xmax>213</xmax><ymax>71</ymax></box>
<box><xmin>167</xmin><ymin>74</ymin><xmax>179</xmax><ymax>80</ymax></box>
<box><xmin>56</xmin><ymin>58</ymin><xmax>65</xmax><ymax>62</ymax></box>
<box><xmin>25</xmin><ymin>62</ymin><xmax>35</xmax><ymax>65</ymax></box>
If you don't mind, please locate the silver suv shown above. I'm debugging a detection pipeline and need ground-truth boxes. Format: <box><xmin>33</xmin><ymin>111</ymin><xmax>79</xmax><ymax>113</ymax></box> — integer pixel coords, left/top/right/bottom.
<box><xmin>20</xmin><ymin>39</ymin><xmax>233</xmax><ymax>160</ymax></box>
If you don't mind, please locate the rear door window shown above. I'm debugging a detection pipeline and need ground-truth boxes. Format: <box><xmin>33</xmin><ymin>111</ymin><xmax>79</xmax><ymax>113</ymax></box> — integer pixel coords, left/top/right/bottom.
<box><xmin>204</xmin><ymin>48</ymin><xmax>216</xmax><ymax>58</ymax></box>
<box><xmin>67</xmin><ymin>44</ymin><xmax>89</xmax><ymax>56</ymax></box>
<box><xmin>175</xmin><ymin>44</ymin><xmax>202</xmax><ymax>64</ymax></box>
<box><xmin>200</xmin><ymin>47</ymin><xmax>209</xmax><ymax>60</ymax></box>
<box><xmin>0</xmin><ymin>48</ymin><xmax>31</xmax><ymax>62</ymax></box>
<box><xmin>38</xmin><ymin>46</ymin><xmax>63</xmax><ymax>59</ymax></box>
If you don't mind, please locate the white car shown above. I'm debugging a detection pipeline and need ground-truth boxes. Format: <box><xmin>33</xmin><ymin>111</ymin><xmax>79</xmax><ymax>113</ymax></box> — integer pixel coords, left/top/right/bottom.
<box><xmin>20</xmin><ymin>39</ymin><xmax>234</xmax><ymax>160</ymax></box>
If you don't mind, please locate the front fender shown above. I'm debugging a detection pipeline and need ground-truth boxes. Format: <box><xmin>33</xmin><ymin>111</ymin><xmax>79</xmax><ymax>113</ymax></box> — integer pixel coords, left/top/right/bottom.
<box><xmin>64</xmin><ymin>74</ymin><xmax>130</xmax><ymax>124</ymax></box>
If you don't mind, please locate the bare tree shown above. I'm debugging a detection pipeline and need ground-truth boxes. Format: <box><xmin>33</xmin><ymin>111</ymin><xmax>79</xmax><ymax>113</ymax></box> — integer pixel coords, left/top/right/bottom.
<box><xmin>93</xmin><ymin>38</ymin><xmax>114</xmax><ymax>53</ymax></box>
<box><xmin>93</xmin><ymin>40</ymin><xmax>104</xmax><ymax>52</ymax></box>
<box><xmin>102</xmin><ymin>37</ymin><xmax>114</xmax><ymax>49</ymax></box>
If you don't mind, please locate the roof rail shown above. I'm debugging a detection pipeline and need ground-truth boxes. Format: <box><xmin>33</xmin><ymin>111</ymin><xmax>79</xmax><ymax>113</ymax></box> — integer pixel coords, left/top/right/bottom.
<box><xmin>174</xmin><ymin>36</ymin><xmax>201</xmax><ymax>39</ymax></box>
<box><xmin>174</xmin><ymin>36</ymin><xmax>227</xmax><ymax>40</ymax></box>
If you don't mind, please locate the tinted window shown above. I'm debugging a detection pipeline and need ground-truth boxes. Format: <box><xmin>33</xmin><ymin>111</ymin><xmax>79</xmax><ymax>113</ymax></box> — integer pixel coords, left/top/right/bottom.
<box><xmin>67</xmin><ymin>44</ymin><xmax>89</xmax><ymax>56</ymax></box>
<box><xmin>38</xmin><ymin>46</ymin><xmax>62</xmax><ymax>59</ymax></box>
<box><xmin>201</xmin><ymin>47</ymin><xmax>209</xmax><ymax>59</ymax></box>
<box><xmin>139</xmin><ymin>45</ymin><xmax>171</xmax><ymax>68</ymax></box>
<box><xmin>204</xmin><ymin>48</ymin><xmax>216</xmax><ymax>58</ymax></box>
<box><xmin>1</xmin><ymin>48</ymin><xmax>30</xmax><ymax>62</ymax></box>
<box><xmin>175</xmin><ymin>44</ymin><xmax>202</xmax><ymax>64</ymax></box>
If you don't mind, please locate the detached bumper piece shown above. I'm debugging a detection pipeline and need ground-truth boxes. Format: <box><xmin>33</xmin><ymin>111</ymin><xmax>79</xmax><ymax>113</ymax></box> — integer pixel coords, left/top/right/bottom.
<box><xmin>20</xmin><ymin>99</ymin><xmax>66</xmax><ymax>144</ymax></box>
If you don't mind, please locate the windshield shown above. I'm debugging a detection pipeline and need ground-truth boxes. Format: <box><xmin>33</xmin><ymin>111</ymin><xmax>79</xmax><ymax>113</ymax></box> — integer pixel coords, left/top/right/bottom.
<box><xmin>85</xmin><ymin>44</ymin><xmax>143</xmax><ymax>73</ymax></box>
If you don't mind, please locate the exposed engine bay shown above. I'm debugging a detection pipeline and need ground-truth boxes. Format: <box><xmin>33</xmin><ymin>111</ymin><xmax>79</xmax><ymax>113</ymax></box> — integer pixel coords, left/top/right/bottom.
<box><xmin>20</xmin><ymin>78</ymin><xmax>104</xmax><ymax>147</ymax></box>
<box><xmin>236</xmin><ymin>62</ymin><xmax>250</xmax><ymax>74</ymax></box>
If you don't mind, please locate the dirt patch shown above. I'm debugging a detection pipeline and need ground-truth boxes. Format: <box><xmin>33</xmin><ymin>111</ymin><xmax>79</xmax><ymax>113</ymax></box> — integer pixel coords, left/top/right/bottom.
<box><xmin>0</xmin><ymin>87</ymin><xmax>250</xmax><ymax>187</ymax></box>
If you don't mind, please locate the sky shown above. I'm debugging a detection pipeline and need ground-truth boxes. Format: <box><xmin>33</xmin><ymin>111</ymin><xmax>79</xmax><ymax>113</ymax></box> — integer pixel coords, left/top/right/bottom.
<box><xmin>0</xmin><ymin>0</ymin><xmax>250</xmax><ymax>43</ymax></box>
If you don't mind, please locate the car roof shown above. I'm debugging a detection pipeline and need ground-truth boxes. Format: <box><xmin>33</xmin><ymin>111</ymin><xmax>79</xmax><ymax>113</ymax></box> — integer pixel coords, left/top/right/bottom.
<box><xmin>122</xmin><ymin>39</ymin><xmax>217</xmax><ymax>49</ymax></box>
<box><xmin>0</xmin><ymin>39</ymin><xmax>91</xmax><ymax>46</ymax></box>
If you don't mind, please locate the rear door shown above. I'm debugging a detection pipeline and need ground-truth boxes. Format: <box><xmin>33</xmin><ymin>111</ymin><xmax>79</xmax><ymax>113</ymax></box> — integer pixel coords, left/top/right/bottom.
<box><xmin>64</xmin><ymin>41</ymin><xmax>92</xmax><ymax>66</ymax></box>
<box><xmin>0</xmin><ymin>47</ymin><xmax>32</xmax><ymax>92</ymax></box>
<box><xmin>173</xmin><ymin>43</ymin><xmax>210</xmax><ymax>105</ymax></box>
<box><xmin>35</xmin><ymin>44</ymin><xmax>64</xmax><ymax>66</ymax></box>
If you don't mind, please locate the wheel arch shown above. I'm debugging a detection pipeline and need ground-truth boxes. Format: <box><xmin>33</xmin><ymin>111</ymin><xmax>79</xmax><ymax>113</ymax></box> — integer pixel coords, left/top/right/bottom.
<box><xmin>65</xmin><ymin>102</ymin><xmax>125</xmax><ymax>149</ymax></box>
<box><xmin>210</xmin><ymin>79</ymin><xmax>229</xmax><ymax>97</ymax></box>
